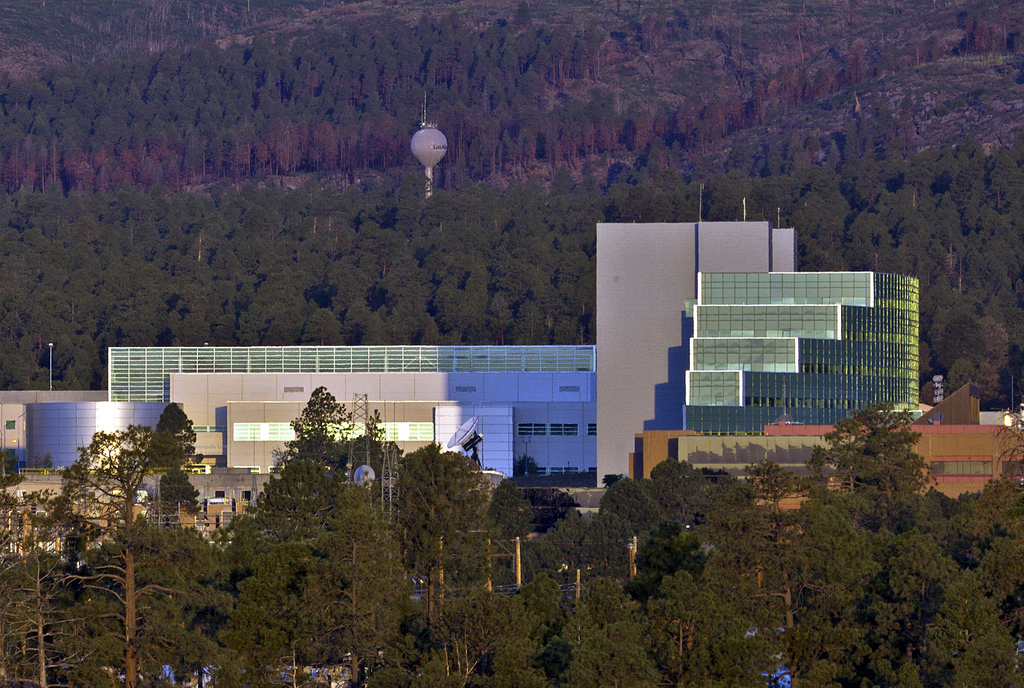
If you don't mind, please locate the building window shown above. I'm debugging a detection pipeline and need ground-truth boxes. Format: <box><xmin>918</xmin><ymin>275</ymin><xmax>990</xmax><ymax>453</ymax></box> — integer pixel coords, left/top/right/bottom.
<box><xmin>233</xmin><ymin>423</ymin><xmax>296</xmax><ymax>442</ymax></box>
<box><xmin>379</xmin><ymin>422</ymin><xmax>435</xmax><ymax>442</ymax></box>
<box><xmin>518</xmin><ymin>423</ymin><xmax>547</xmax><ymax>436</ymax></box>
<box><xmin>517</xmin><ymin>423</ymin><xmax>579</xmax><ymax>437</ymax></box>
<box><xmin>549</xmin><ymin>423</ymin><xmax>579</xmax><ymax>436</ymax></box>
<box><xmin>932</xmin><ymin>460</ymin><xmax>992</xmax><ymax>476</ymax></box>
<box><xmin>234</xmin><ymin>421</ymin><xmax>433</xmax><ymax>443</ymax></box>
<box><xmin>108</xmin><ymin>345</ymin><xmax>596</xmax><ymax>401</ymax></box>
<box><xmin>588</xmin><ymin>423</ymin><xmax>597</xmax><ymax>436</ymax></box>
<box><xmin>4</xmin><ymin>420</ymin><xmax>14</xmax><ymax>430</ymax></box>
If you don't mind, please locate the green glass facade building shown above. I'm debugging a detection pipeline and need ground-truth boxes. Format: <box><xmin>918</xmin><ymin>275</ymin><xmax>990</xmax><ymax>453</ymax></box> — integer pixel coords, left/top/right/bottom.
<box><xmin>685</xmin><ymin>272</ymin><xmax>919</xmax><ymax>434</ymax></box>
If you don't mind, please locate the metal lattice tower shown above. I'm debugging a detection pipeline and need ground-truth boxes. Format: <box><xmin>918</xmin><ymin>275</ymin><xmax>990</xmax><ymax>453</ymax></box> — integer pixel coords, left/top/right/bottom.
<box><xmin>352</xmin><ymin>394</ymin><xmax>397</xmax><ymax>515</ymax></box>
<box><xmin>381</xmin><ymin>442</ymin><xmax>398</xmax><ymax>517</ymax></box>
<box><xmin>381</xmin><ymin>402</ymin><xmax>398</xmax><ymax>517</ymax></box>
<box><xmin>352</xmin><ymin>393</ymin><xmax>369</xmax><ymax>481</ymax></box>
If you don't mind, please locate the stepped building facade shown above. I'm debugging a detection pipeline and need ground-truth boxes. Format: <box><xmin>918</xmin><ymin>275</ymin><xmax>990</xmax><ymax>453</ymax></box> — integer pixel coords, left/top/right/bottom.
<box><xmin>684</xmin><ymin>271</ymin><xmax>919</xmax><ymax>434</ymax></box>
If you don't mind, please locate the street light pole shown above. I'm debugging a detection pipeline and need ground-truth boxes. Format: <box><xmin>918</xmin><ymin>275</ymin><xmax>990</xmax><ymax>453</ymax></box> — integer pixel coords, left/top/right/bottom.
<box><xmin>48</xmin><ymin>342</ymin><xmax>53</xmax><ymax>392</ymax></box>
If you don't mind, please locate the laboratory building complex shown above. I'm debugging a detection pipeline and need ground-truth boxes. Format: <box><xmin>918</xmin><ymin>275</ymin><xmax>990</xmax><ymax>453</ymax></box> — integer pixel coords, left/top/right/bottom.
<box><xmin>5</xmin><ymin>221</ymin><xmax>1012</xmax><ymax>499</ymax></box>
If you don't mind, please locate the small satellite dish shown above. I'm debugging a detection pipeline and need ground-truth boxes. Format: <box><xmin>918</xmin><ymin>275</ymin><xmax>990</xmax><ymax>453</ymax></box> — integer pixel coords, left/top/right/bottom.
<box><xmin>353</xmin><ymin>465</ymin><xmax>376</xmax><ymax>486</ymax></box>
<box><xmin>447</xmin><ymin>417</ymin><xmax>478</xmax><ymax>449</ymax></box>
<box><xmin>447</xmin><ymin>417</ymin><xmax>483</xmax><ymax>466</ymax></box>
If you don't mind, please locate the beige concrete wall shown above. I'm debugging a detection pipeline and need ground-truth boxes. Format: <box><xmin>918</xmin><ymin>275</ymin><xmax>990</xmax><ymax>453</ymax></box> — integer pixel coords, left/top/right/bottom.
<box><xmin>171</xmin><ymin>372</ymin><xmax>453</xmax><ymax>424</ymax></box>
<box><xmin>597</xmin><ymin>223</ymin><xmax>697</xmax><ymax>483</ymax></box>
<box><xmin>680</xmin><ymin>434</ymin><xmax>824</xmax><ymax>475</ymax></box>
<box><xmin>697</xmin><ymin>221</ymin><xmax>771</xmax><ymax>272</ymax></box>
<box><xmin>226</xmin><ymin>400</ymin><xmax>438</xmax><ymax>473</ymax></box>
<box><xmin>772</xmin><ymin>228</ymin><xmax>797</xmax><ymax>272</ymax></box>
<box><xmin>170</xmin><ymin>371</ymin><xmax>595</xmax><ymax>473</ymax></box>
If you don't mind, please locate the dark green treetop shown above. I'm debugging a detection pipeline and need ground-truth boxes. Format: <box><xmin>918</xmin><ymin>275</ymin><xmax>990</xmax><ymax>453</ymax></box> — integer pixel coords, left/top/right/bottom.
<box><xmin>158</xmin><ymin>466</ymin><xmax>200</xmax><ymax>515</ymax></box>
<box><xmin>488</xmin><ymin>478</ymin><xmax>534</xmax><ymax>540</ymax></box>
<box><xmin>278</xmin><ymin>386</ymin><xmax>352</xmax><ymax>472</ymax></box>
<box><xmin>808</xmin><ymin>404</ymin><xmax>928</xmax><ymax>531</ymax></box>
<box><xmin>156</xmin><ymin>403</ymin><xmax>197</xmax><ymax>460</ymax></box>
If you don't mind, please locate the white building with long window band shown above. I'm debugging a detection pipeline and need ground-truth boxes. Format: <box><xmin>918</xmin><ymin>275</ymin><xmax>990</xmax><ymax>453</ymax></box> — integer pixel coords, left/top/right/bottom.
<box><xmin>14</xmin><ymin>346</ymin><xmax>596</xmax><ymax>476</ymax></box>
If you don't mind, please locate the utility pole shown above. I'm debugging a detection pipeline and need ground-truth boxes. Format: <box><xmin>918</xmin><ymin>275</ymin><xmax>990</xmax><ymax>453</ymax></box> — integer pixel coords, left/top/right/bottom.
<box><xmin>515</xmin><ymin>536</ymin><xmax>522</xmax><ymax>590</ymax></box>
<box><xmin>487</xmin><ymin>538</ymin><xmax>492</xmax><ymax>592</ymax></box>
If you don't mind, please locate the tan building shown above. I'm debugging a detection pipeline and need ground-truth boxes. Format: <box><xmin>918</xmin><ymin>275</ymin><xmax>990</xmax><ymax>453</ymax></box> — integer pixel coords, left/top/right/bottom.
<box><xmin>632</xmin><ymin>384</ymin><xmax>1017</xmax><ymax>498</ymax></box>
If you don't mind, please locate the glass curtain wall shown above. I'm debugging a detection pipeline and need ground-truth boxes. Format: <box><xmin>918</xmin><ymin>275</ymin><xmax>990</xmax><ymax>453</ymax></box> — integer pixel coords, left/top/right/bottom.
<box><xmin>685</xmin><ymin>272</ymin><xmax>919</xmax><ymax>434</ymax></box>
<box><xmin>109</xmin><ymin>345</ymin><xmax>596</xmax><ymax>402</ymax></box>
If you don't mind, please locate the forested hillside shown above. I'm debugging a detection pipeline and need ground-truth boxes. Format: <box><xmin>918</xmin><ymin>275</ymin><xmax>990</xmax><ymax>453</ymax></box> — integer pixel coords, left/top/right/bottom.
<box><xmin>1</xmin><ymin>0</ymin><xmax>1024</xmax><ymax>408</ymax></box>
<box><xmin>0</xmin><ymin>141</ymin><xmax>1021</xmax><ymax>410</ymax></box>
<box><xmin>1</xmin><ymin>0</ymin><xmax>1023</xmax><ymax>193</ymax></box>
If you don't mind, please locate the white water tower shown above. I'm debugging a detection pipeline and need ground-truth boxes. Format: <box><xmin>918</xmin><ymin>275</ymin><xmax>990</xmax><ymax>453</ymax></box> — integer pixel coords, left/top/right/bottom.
<box><xmin>411</xmin><ymin>123</ymin><xmax>447</xmax><ymax>199</ymax></box>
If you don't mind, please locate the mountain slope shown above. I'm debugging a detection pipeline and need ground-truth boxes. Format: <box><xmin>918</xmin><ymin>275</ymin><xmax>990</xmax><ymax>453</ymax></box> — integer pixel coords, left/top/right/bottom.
<box><xmin>1</xmin><ymin>0</ymin><xmax>1021</xmax><ymax>184</ymax></box>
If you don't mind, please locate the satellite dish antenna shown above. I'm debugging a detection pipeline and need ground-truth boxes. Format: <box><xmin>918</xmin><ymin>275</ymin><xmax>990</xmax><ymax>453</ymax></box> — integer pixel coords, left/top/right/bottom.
<box><xmin>447</xmin><ymin>417</ymin><xmax>483</xmax><ymax>466</ymax></box>
<box><xmin>411</xmin><ymin>100</ymin><xmax>447</xmax><ymax>199</ymax></box>
<box><xmin>353</xmin><ymin>465</ymin><xmax>376</xmax><ymax>486</ymax></box>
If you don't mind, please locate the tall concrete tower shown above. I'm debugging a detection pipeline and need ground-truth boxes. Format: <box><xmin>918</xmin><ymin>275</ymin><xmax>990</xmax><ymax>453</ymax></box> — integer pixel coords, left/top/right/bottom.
<box><xmin>595</xmin><ymin>221</ymin><xmax>797</xmax><ymax>482</ymax></box>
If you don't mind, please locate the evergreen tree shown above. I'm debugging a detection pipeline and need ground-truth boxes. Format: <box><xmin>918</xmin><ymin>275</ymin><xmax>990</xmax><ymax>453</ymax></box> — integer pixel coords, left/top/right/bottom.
<box><xmin>158</xmin><ymin>466</ymin><xmax>200</xmax><ymax>516</ymax></box>
<box><xmin>563</xmin><ymin>578</ymin><xmax>659</xmax><ymax>688</ymax></box>
<box><xmin>598</xmin><ymin>478</ymin><xmax>659</xmax><ymax>534</ymax></box>
<box><xmin>57</xmin><ymin>426</ymin><xmax>202</xmax><ymax>688</ymax></box>
<box><xmin>156</xmin><ymin>403</ymin><xmax>197</xmax><ymax>460</ymax></box>
<box><xmin>398</xmin><ymin>444</ymin><xmax>490</xmax><ymax>622</ymax></box>
<box><xmin>808</xmin><ymin>404</ymin><xmax>928</xmax><ymax>531</ymax></box>
<box><xmin>278</xmin><ymin>386</ymin><xmax>352</xmax><ymax>472</ymax></box>
<box><xmin>488</xmin><ymin>479</ymin><xmax>534</xmax><ymax>540</ymax></box>
<box><xmin>646</xmin><ymin>459</ymin><xmax>712</xmax><ymax>525</ymax></box>
<box><xmin>223</xmin><ymin>461</ymin><xmax>407</xmax><ymax>686</ymax></box>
